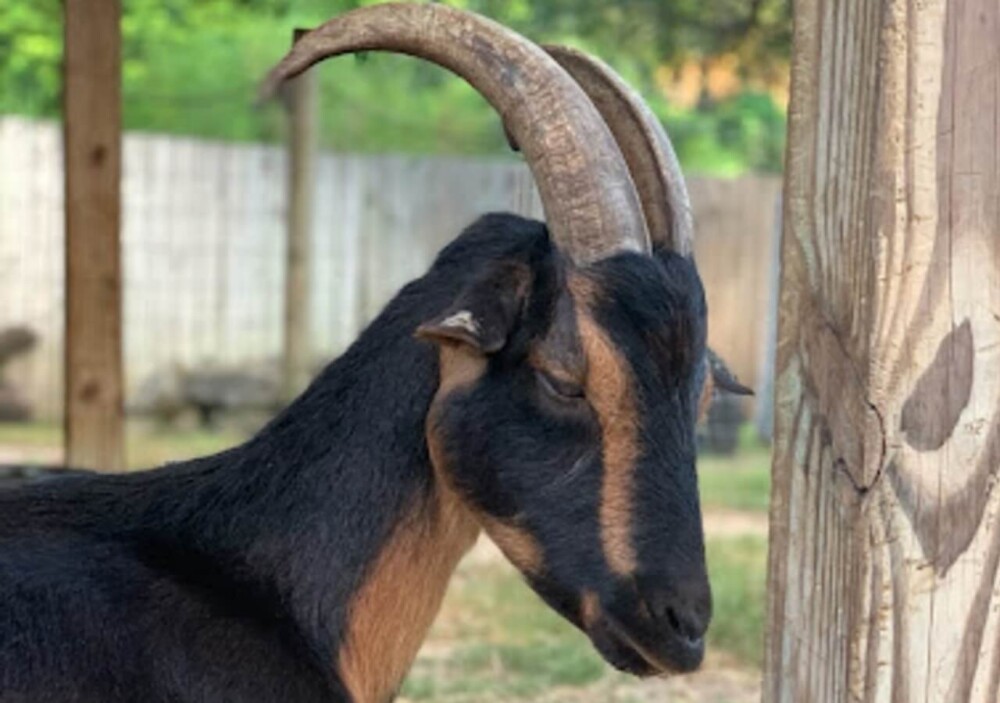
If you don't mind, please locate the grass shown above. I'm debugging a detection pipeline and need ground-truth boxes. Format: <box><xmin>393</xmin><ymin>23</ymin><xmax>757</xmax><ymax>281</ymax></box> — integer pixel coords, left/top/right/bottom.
<box><xmin>698</xmin><ymin>445</ymin><xmax>772</xmax><ymax>513</ymax></box>
<box><xmin>705</xmin><ymin>535</ymin><xmax>769</xmax><ymax>666</ymax></box>
<box><xmin>697</xmin><ymin>426</ymin><xmax>772</xmax><ymax>513</ymax></box>
<box><xmin>0</xmin><ymin>420</ymin><xmax>244</xmax><ymax>469</ymax></box>
<box><xmin>0</xmin><ymin>421</ymin><xmax>62</xmax><ymax>447</ymax></box>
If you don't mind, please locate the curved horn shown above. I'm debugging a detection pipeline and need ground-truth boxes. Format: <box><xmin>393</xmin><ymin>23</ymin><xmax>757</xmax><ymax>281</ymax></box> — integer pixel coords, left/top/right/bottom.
<box><xmin>542</xmin><ymin>46</ymin><xmax>693</xmax><ymax>256</ymax></box>
<box><xmin>259</xmin><ymin>3</ymin><xmax>649</xmax><ymax>263</ymax></box>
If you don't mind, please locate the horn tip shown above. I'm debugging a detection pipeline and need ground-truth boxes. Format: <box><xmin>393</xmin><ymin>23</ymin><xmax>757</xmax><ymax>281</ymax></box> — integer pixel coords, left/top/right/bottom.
<box><xmin>256</xmin><ymin>66</ymin><xmax>294</xmax><ymax>106</ymax></box>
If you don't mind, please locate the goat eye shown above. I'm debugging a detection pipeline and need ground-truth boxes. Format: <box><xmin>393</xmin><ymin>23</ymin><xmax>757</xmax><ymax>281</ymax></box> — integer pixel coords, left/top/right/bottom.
<box><xmin>536</xmin><ymin>370</ymin><xmax>585</xmax><ymax>401</ymax></box>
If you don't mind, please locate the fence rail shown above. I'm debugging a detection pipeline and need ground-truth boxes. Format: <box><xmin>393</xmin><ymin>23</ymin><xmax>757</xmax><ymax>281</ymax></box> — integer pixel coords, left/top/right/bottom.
<box><xmin>0</xmin><ymin>117</ymin><xmax>780</xmax><ymax>420</ymax></box>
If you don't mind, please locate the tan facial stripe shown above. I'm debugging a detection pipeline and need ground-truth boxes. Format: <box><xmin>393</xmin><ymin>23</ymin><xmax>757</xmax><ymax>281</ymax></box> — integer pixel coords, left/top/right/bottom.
<box><xmin>575</xmin><ymin>304</ymin><xmax>640</xmax><ymax>576</ymax></box>
<box><xmin>337</xmin><ymin>492</ymin><xmax>479</xmax><ymax>703</ymax></box>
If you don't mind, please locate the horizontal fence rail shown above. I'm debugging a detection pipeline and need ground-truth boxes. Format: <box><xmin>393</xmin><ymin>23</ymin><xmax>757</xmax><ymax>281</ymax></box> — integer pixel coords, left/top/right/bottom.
<box><xmin>0</xmin><ymin>117</ymin><xmax>780</xmax><ymax>420</ymax></box>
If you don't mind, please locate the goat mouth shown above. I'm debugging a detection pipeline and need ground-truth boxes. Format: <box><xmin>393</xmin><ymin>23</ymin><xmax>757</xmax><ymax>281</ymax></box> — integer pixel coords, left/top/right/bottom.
<box><xmin>588</xmin><ymin>611</ymin><xmax>704</xmax><ymax>677</ymax></box>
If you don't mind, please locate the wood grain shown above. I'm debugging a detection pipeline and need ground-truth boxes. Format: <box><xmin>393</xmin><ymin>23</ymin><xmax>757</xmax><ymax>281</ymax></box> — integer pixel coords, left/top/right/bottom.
<box><xmin>765</xmin><ymin>0</ymin><xmax>1000</xmax><ymax>700</ymax></box>
<box><xmin>62</xmin><ymin>0</ymin><xmax>124</xmax><ymax>471</ymax></box>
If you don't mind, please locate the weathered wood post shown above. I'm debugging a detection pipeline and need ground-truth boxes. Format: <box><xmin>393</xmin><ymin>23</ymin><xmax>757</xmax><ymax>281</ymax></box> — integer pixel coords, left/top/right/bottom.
<box><xmin>282</xmin><ymin>28</ymin><xmax>318</xmax><ymax>402</ymax></box>
<box><xmin>765</xmin><ymin>0</ymin><xmax>1000</xmax><ymax>700</ymax></box>
<box><xmin>63</xmin><ymin>0</ymin><xmax>125</xmax><ymax>471</ymax></box>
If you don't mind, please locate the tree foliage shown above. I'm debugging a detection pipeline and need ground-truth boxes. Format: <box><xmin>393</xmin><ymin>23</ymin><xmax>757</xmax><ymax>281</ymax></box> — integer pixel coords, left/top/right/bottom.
<box><xmin>0</xmin><ymin>0</ymin><xmax>788</xmax><ymax>173</ymax></box>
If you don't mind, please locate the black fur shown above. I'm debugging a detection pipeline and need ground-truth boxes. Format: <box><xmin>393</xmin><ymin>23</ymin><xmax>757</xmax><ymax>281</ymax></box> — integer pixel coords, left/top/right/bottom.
<box><xmin>0</xmin><ymin>213</ymin><xmax>712</xmax><ymax>700</ymax></box>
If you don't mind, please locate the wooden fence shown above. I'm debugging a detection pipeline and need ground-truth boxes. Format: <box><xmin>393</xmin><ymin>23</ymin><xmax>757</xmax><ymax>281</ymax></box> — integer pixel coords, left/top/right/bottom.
<box><xmin>0</xmin><ymin>117</ymin><xmax>780</xmax><ymax>420</ymax></box>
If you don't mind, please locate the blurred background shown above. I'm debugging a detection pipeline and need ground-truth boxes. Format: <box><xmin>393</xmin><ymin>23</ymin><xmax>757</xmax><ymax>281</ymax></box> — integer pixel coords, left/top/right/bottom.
<box><xmin>0</xmin><ymin>1</ymin><xmax>788</xmax><ymax>700</ymax></box>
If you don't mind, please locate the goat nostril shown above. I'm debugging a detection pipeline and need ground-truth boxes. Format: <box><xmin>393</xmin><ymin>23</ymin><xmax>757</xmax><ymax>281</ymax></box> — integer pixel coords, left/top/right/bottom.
<box><xmin>639</xmin><ymin>587</ymin><xmax>709</xmax><ymax>643</ymax></box>
<box><xmin>665</xmin><ymin>604</ymin><xmax>705</xmax><ymax>644</ymax></box>
<box><xmin>665</xmin><ymin>606</ymin><xmax>682</xmax><ymax>634</ymax></box>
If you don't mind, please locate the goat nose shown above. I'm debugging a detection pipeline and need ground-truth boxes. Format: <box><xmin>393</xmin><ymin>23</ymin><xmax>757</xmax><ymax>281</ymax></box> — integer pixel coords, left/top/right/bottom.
<box><xmin>638</xmin><ymin>584</ymin><xmax>711</xmax><ymax>643</ymax></box>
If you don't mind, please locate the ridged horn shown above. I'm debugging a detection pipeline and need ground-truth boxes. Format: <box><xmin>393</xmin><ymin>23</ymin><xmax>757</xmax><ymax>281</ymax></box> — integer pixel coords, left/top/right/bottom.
<box><xmin>259</xmin><ymin>3</ymin><xmax>649</xmax><ymax>263</ymax></box>
<box><xmin>542</xmin><ymin>45</ymin><xmax>694</xmax><ymax>256</ymax></box>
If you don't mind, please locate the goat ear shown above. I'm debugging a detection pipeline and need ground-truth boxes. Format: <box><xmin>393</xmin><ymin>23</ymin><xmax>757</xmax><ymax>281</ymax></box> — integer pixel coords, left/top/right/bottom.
<box><xmin>707</xmin><ymin>348</ymin><xmax>754</xmax><ymax>396</ymax></box>
<box><xmin>416</xmin><ymin>263</ymin><xmax>529</xmax><ymax>354</ymax></box>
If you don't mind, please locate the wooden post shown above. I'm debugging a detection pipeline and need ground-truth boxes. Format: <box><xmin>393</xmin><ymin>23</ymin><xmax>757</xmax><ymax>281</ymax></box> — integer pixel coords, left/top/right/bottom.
<box><xmin>63</xmin><ymin>0</ymin><xmax>124</xmax><ymax>471</ymax></box>
<box><xmin>765</xmin><ymin>0</ymin><xmax>1000</xmax><ymax>700</ymax></box>
<box><xmin>282</xmin><ymin>28</ymin><xmax>318</xmax><ymax>402</ymax></box>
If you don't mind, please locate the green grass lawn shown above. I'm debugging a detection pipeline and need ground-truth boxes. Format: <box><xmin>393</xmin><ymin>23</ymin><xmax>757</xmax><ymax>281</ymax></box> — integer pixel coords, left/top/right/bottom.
<box><xmin>698</xmin><ymin>444</ymin><xmax>772</xmax><ymax>513</ymax></box>
<box><xmin>0</xmin><ymin>421</ymin><xmax>244</xmax><ymax>469</ymax></box>
<box><xmin>0</xmin><ymin>421</ymin><xmax>63</xmax><ymax>447</ymax></box>
<box><xmin>704</xmin><ymin>535</ymin><xmax>768</xmax><ymax>666</ymax></box>
<box><xmin>698</xmin><ymin>424</ymin><xmax>772</xmax><ymax>513</ymax></box>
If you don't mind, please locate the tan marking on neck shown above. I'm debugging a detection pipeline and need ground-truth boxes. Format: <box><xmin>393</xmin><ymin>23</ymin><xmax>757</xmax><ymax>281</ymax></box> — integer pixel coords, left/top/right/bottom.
<box><xmin>433</xmin><ymin>342</ymin><xmax>487</xmax><ymax>396</ymax></box>
<box><xmin>337</xmin><ymin>342</ymin><xmax>483</xmax><ymax>703</ymax></box>
<box><xmin>337</xmin><ymin>485</ymin><xmax>479</xmax><ymax>703</ymax></box>
<box><xmin>574</xmin><ymin>294</ymin><xmax>640</xmax><ymax>576</ymax></box>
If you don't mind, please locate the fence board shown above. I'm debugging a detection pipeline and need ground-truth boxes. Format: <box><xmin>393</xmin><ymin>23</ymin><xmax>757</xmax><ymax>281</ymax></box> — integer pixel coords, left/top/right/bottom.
<box><xmin>765</xmin><ymin>0</ymin><xmax>1000</xmax><ymax>699</ymax></box>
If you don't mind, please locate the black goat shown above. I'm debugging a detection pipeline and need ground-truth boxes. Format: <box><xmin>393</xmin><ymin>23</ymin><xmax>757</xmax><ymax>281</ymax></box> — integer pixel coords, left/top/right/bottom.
<box><xmin>0</xmin><ymin>6</ymin><xmax>749</xmax><ymax>703</ymax></box>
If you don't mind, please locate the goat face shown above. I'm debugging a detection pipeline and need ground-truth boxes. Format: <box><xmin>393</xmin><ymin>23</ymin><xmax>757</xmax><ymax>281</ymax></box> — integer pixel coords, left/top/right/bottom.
<box><xmin>420</xmin><ymin>218</ymin><xmax>711</xmax><ymax>676</ymax></box>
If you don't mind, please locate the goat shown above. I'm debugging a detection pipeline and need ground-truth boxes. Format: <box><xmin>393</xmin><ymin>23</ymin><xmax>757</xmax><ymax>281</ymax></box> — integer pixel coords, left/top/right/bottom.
<box><xmin>0</xmin><ymin>5</ymin><xmax>750</xmax><ymax>702</ymax></box>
